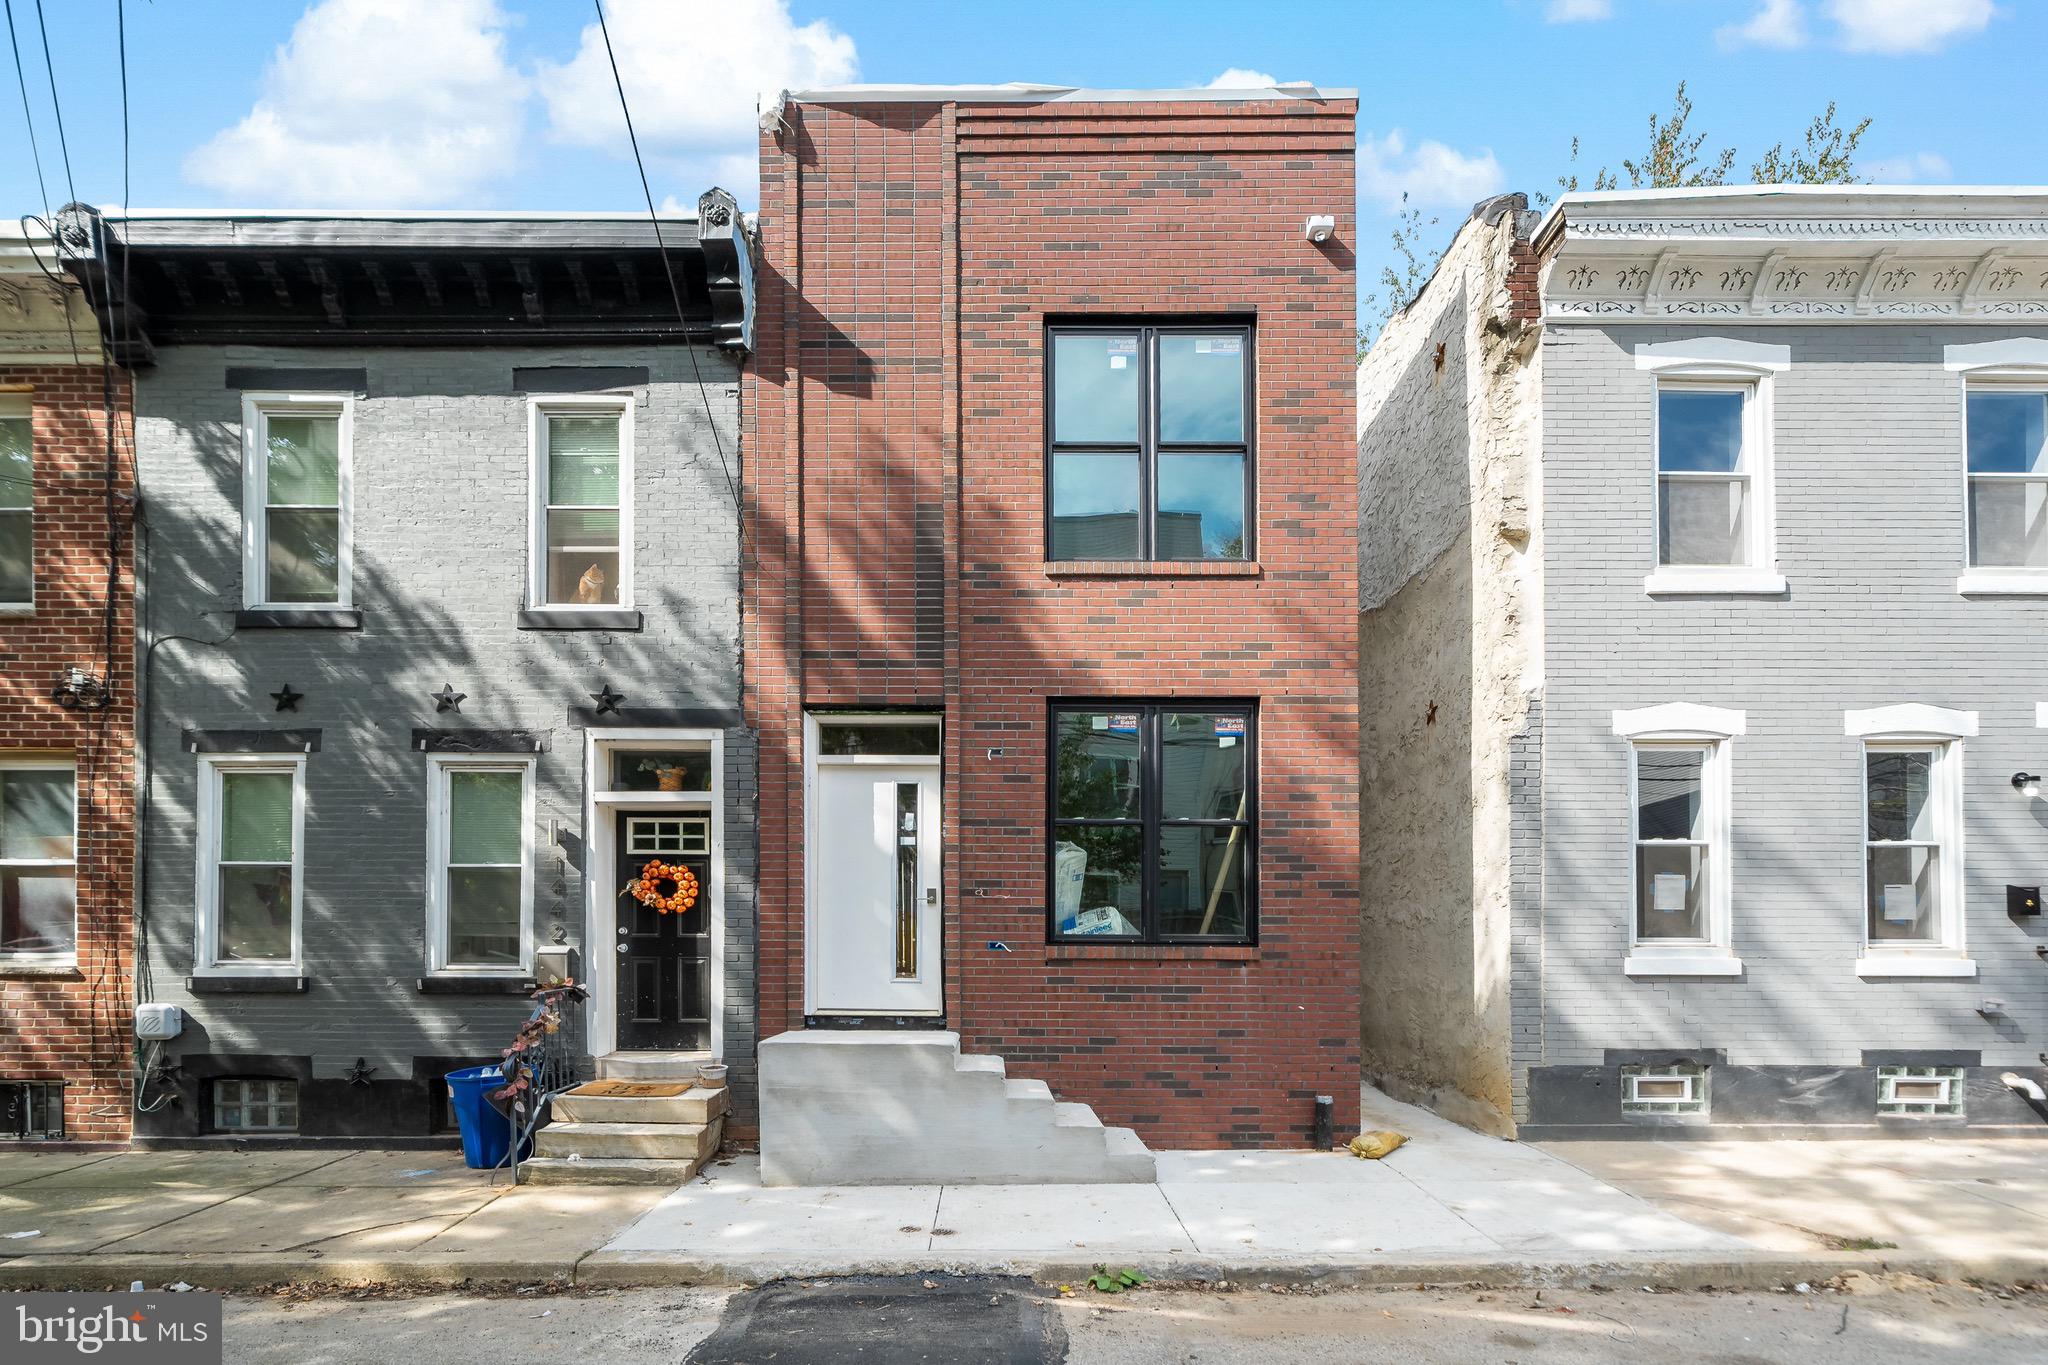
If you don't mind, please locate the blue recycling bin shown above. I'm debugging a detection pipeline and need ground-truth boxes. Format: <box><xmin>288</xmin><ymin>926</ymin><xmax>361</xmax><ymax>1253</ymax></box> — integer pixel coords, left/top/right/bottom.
<box><xmin>445</xmin><ymin>1065</ymin><xmax>531</xmax><ymax>1169</ymax></box>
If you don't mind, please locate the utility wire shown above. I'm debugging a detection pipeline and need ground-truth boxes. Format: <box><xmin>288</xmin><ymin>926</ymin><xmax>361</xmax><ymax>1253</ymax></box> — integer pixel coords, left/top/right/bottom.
<box><xmin>30</xmin><ymin>0</ymin><xmax>73</xmax><ymax>202</ymax></box>
<box><xmin>591</xmin><ymin>0</ymin><xmax>737</xmax><ymax>504</ymax></box>
<box><xmin>3</xmin><ymin>0</ymin><xmax>53</xmax><ymax>223</ymax></box>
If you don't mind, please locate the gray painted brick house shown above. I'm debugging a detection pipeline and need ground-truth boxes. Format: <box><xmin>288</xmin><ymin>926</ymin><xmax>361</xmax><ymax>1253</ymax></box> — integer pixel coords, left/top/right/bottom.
<box><xmin>1359</xmin><ymin>187</ymin><xmax>2048</xmax><ymax>1139</ymax></box>
<box><xmin>63</xmin><ymin>201</ymin><xmax>757</xmax><ymax>1142</ymax></box>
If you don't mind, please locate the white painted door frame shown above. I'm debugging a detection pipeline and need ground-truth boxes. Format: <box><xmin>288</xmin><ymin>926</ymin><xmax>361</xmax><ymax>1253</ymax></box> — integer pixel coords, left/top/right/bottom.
<box><xmin>802</xmin><ymin>712</ymin><xmax>944</xmax><ymax>1016</ymax></box>
<box><xmin>583</xmin><ymin>727</ymin><xmax>724</xmax><ymax>1059</ymax></box>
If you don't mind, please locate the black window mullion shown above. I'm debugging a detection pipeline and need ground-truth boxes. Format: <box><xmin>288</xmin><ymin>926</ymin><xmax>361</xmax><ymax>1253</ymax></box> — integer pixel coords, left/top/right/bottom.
<box><xmin>1141</xmin><ymin>705</ymin><xmax>1159</xmax><ymax>940</ymax></box>
<box><xmin>1139</xmin><ymin>330</ymin><xmax>1156</xmax><ymax>560</ymax></box>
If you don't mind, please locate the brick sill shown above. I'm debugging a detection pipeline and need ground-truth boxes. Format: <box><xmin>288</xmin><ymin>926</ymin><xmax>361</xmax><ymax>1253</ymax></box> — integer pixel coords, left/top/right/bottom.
<box><xmin>1045</xmin><ymin>944</ymin><xmax>1260</xmax><ymax>963</ymax></box>
<box><xmin>1043</xmin><ymin>561</ymin><xmax>1261</xmax><ymax>579</ymax></box>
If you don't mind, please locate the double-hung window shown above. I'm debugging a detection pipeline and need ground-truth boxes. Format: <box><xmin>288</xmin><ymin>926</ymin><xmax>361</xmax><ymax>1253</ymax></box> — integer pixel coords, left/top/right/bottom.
<box><xmin>1637</xmin><ymin>339</ymin><xmax>1785</xmax><ymax>595</ymax></box>
<box><xmin>1963</xmin><ymin>386</ymin><xmax>2048</xmax><ymax>574</ymax></box>
<box><xmin>1049</xmin><ymin>703</ymin><xmax>1255</xmax><ymax>943</ymax></box>
<box><xmin>1613</xmin><ymin>704</ymin><xmax>1742</xmax><ymax>976</ymax></box>
<box><xmin>1046</xmin><ymin>324</ymin><xmax>1252</xmax><ymax>562</ymax></box>
<box><xmin>530</xmin><ymin>399</ymin><xmax>631</xmax><ymax>609</ymax></box>
<box><xmin>0</xmin><ymin>396</ymin><xmax>32</xmax><ymax>607</ymax></box>
<box><xmin>195</xmin><ymin>757</ymin><xmax>305</xmax><ymax>974</ymax></box>
<box><xmin>425</xmin><ymin>756</ymin><xmax>534</xmax><ymax>974</ymax></box>
<box><xmin>0</xmin><ymin>758</ymin><xmax>76</xmax><ymax>961</ymax></box>
<box><xmin>1847</xmin><ymin>704</ymin><xmax>1973</xmax><ymax>976</ymax></box>
<box><xmin>242</xmin><ymin>395</ymin><xmax>352</xmax><ymax>609</ymax></box>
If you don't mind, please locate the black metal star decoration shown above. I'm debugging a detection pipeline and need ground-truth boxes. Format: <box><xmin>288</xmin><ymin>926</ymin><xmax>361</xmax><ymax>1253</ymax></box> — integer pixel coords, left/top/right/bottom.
<box><xmin>590</xmin><ymin>683</ymin><xmax>626</xmax><ymax>716</ymax></box>
<box><xmin>270</xmin><ymin>684</ymin><xmax>303</xmax><ymax>713</ymax></box>
<box><xmin>432</xmin><ymin>683</ymin><xmax>466</xmax><ymax>714</ymax></box>
<box><xmin>344</xmin><ymin>1057</ymin><xmax>377</xmax><ymax>1087</ymax></box>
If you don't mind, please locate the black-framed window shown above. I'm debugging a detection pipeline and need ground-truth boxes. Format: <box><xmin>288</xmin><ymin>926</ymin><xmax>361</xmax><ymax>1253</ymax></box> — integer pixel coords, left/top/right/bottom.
<box><xmin>1049</xmin><ymin>703</ymin><xmax>1255</xmax><ymax>943</ymax></box>
<box><xmin>1046</xmin><ymin>324</ymin><xmax>1253</xmax><ymax>562</ymax></box>
<box><xmin>1</xmin><ymin>1080</ymin><xmax>64</xmax><ymax>1140</ymax></box>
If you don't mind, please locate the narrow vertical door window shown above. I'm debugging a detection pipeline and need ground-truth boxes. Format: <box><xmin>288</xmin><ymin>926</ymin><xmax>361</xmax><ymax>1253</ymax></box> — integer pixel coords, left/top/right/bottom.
<box><xmin>0</xmin><ymin>398</ymin><xmax>32</xmax><ymax>605</ymax></box>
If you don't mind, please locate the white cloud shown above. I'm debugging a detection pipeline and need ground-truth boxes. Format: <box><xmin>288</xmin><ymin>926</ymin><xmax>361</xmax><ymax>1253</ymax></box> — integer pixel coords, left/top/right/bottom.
<box><xmin>1717</xmin><ymin>0</ymin><xmax>1809</xmax><ymax>49</ymax></box>
<box><xmin>1545</xmin><ymin>0</ymin><xmax>1614</xmax><ymax>22</ymax></box>
<box><xmin>1207</xmin><ymin>68</ymin><xmax>1279</xmax><ymax>88</ymax></box>
<box><xmin>538</xmin><ymin>0</ymin><xmax>856</xmax><ymax>203</ymax></box>
<box><xmin>1862</xmin><ymin>150</ymin><xmax>1954</xmax><ymax>181</ymax></box>
<box><xmin>184</xmin><ymin>0</ymin><xmax>527</xmax><ymax>206</ymax></box>
<box><xmin>1826</xmin><ymin>0</ymin><xmax>1995</xmax><ymax>53</ymax></box>
<box><xmin>1358</xmin><ymin>131</ymin><xmax>1504</xmax><ymax>211</ymax></box>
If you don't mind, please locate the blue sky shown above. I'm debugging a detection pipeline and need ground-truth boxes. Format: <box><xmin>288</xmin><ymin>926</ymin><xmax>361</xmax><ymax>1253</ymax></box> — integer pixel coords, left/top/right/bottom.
<box><xmin>3</xmin><ymin>0</ymin><xmax>2035</xmax><ymax>304</ymax></box>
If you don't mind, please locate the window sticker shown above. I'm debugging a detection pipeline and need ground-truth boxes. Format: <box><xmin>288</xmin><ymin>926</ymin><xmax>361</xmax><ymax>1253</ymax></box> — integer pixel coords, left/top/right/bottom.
<box><xmin>1108</xmin><ymin>713</ymin><xmax>1140</xmax><ymax>734</ymax></box>
<box><xmin>1110</xmin><ymin>355</ymin><xmax>1127</xmax><ymax>369</ymax></box>
<box><xmin>1104</xmin><ymin>337</ymin><xmax>1138</xmax><ymax>354</ymax></box>
<box><xmin>1651</xmin><ymin>873</ymin><xmax>1688</xmax><ymax>914</ymax></box>
<box><xmin>1195</xmin><ymin>337</ymin><xmax>1242</xmax><ymax>355</ymax></box>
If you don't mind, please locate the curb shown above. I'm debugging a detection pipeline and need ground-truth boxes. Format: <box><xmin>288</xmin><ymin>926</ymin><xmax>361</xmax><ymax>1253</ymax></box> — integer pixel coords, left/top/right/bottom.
<box><xmin>3</xmin><ymin>1249</ymin><xmax>2043</xmax><ymax>1294</ymax></box>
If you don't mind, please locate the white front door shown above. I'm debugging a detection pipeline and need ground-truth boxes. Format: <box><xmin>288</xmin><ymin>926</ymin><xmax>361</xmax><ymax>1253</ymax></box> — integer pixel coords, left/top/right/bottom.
<box><xmin>811</xmin><ymin>763</ymin><xmax>942</xmax><ymax>1014</ymax></box>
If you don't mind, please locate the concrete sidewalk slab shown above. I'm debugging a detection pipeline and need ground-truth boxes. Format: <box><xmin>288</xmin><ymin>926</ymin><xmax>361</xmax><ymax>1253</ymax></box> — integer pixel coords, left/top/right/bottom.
<box><xmin>1159</xmin><ymin>1178</ymin><xmax>1497</xmax><ymax>1256</ymax></box>
<box><xmin>1424</xmin><ymin>1178</ymin><xmax>1743</xmax><ymax>1254</ymax></box>
<box><xmin>0</xmin><ymin>1153</ymin><xmax>120</xmax><ymax>1190</ymax></box>
<box><xmin>606</xmin><ymin>1164</ymin><xmax>942</xmax><ymax>1256</ymax></box>
<box><xmin>0</xmin><ymin>1189</ymin><xmax>223</xmax><ymax>1254</ymax></box>
<box><xmin>929</xmin><ymin>1184</ymin><xmax>1192</xmax><ymax>1254</ymax></box>
<box><xmin>95</xmin><ymin>1182</ymin><xmax>504</xmax><ymax>1255</ymax></box>
<box><xmin>7</xmin><ymin>1149</ymin><xmax>347</xmax><ymax>1190</ymax></box>
<box><xmin>408</xmin><ymin>1185</ymin><xmax>670</xmax><ymax>1258</ymax></box>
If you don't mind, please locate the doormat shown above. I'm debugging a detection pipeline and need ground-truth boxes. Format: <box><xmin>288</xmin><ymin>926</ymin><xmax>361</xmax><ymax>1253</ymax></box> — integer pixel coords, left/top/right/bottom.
<box><xmin>570</xmin><ymin>1080</ymin><xmax>693</xmax><ymax>1098</ymax></box>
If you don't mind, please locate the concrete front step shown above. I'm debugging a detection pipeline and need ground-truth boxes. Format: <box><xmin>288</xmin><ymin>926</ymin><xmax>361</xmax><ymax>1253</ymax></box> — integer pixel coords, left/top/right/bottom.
<box><xmin>552</xmin><ymin>1086</ymin><xmax>730</xmax><ymax>1126</ymax></box>
<box><xmin>534</xmin><ymin>1119</ymin><xmax>720</xmax><ymax>1162</ymax></box>
<box><xmin>595</xmin><ymin>1051</ymin><xmax>709</xmax><ymax>1081</ymax></box>
<box><xmin>760</xmin><ymin>1030</ymin><xmax>1156</xmax><ymax>1186</ymax></box>
<box><xmin>519</xmin><ymin>1156</ymin><xmax>707</xmax><ymax>1187</ymax></box>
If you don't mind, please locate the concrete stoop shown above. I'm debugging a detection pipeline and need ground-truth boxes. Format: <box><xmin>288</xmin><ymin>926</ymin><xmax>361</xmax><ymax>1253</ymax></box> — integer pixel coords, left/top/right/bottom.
<box><xmin>521</xmin><ymin>1057</ymin><xmax>728</xmax><ymax>1186</ymax></box>
<box><xmin>758</xmin><ymin>1030</ymin><xmax>1156</xmax><ymax>1186</ymax></box>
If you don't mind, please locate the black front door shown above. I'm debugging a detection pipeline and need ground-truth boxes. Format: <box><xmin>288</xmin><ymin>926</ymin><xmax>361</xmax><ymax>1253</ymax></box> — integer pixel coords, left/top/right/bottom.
<box><xmin>615</xmin><ymin>813</ymin><xmax>711</xmax><ymax>1050</ymax></box>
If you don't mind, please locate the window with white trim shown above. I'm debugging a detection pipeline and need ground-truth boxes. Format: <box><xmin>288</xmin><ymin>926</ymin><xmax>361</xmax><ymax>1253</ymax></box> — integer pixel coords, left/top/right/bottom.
<box><xmin>425</xmin><ymin>756</ymin><xmax>534</xmax><ymax>973</ymax></box>
<box><xmin>1656</xmin><ymin>381</ymin><xmax>1758</xmax><ymax>568</ymax></box>
<box><xmin>0</xmin><ymin>395</ymin><xmax>33</xmax><ymax>607</ymax></box>
<box><xmin>242</xmin><ymin>396</ymin><xmax>351</xmax><ymax>608</ymax></box>
<box><xmin>1863</xmin><ymin>744</ymin><xmax>1958</xmax><ymax>947</ymax></box>
<box><xmin>195</xmin><ymin>757</ymin><xmax>304</xmax><ymax>972</ymax></box>
<box><xmin>1</xmin><ymin>758</ymin><xmax>75</xmax><ymax>959</ymax></box>
<box><xmin>1613</xmin><ymin>704</ymin><xmax>1743</xmax><ymax>974</ymax></box>
<box><xmin>530</xmin><ymin>400</ymin><xmax>630</xmax><ymax>608</ymax></box>
<box><xmin>1964</xmin><ymin>385</ymin><xmax>2048</xmax><ymax>570</ymax></box>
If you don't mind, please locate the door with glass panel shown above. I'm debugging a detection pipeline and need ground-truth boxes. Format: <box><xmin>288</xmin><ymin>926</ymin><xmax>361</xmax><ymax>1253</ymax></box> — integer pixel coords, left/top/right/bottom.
<box><xmin>615</xmin><ymin>814</ymin><xmax>710</xmax><ymax>1049</ymax></box>
<box><xmin>809</xmin><ymin>719</ymin><xmax>943</xmax><ymax>1015</ymax></box>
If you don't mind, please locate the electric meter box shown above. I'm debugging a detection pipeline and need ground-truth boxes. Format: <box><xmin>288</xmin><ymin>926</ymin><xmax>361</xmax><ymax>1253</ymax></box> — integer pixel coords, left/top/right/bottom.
<box><xmin>134</xmin><ymin>1003</ymin><xmax>184</xmax><ymax>1041</ymax></box>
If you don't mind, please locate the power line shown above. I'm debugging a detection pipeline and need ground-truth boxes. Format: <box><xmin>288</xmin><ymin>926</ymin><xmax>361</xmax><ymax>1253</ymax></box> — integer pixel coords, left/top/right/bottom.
<box><xmin>30</xmin><ymin>0</ymin><xmax>73</xmax><ymax>203</ymax></box>
<box><xmin>591</xmin><ymin>0</ymin><xmax>737</xmax><ymax>505</ymax></box>
<box><xmin>3</xmin><ymin>0</ymin><xmax>52</xmax><ymax>222</ymax></box>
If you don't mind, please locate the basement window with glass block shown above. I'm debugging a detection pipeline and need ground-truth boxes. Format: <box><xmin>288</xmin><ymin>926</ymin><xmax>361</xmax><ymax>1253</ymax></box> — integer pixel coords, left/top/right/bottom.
<box><xmin>1620</xmin><ymin>1064</ymin><xmax>1709</xmax><ymax>1115</ymax></box>
<box><xmin>1</xmin><ymin>1081</ymin><xmax>64</xmax><ymax>1139</ymax></box>
<box><xmin>211</xmin><ymin>1078</ymin><xmax>299</xmax><ymax>1133</ymax></box>
<box><xmin>1877</xmin><ymin>1066</ymin><xmax>1965</xmax><ymax>1117</ymax></box>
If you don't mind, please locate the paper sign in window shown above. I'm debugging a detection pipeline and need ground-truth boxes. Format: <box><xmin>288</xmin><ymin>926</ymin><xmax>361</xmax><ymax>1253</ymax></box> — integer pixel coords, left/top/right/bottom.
<box><xmin>1651</xmin><ymin>872</ymin><xmax>1688</xmax><ymax>913</ymax></box>
<box><xmin>1882</xmin><ymin>884</ymin><xmax>1917</xmax><ymax>923</ymax></box>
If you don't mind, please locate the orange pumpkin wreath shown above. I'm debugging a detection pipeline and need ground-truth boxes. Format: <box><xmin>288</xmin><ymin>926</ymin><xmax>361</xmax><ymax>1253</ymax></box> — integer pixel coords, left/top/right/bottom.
<box><xmin>626</xmin><ymin>859</ymin><xmax>699</xmax><ymax>914</ymax></box>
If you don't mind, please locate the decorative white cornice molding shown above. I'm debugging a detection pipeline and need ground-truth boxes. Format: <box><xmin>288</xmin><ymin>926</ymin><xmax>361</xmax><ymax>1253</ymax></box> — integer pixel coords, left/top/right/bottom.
<box><xmin>1843</xmin><ymin>704</ymin><xmax>1978</xmax><ymax>740</ymax></box>
<box><xmin>1613</xmin><ymin>703</ymin><xmax>1747</xmax><ymax>740</ymax></box>
<box><xmin>1543</xmin><ymin>207</ymin><xmax>2048</xmax><ymax>324</ymax></box>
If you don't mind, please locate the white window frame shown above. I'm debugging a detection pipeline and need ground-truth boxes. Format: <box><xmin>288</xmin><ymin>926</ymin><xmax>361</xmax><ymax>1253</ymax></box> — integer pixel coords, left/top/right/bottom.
<box><xmin>1636</xmin><ymin>341</ymin><xmax>1787</xmax><ymax>596</ymax></box>
<box><xmin>0</xmin><ymin>394</ymin><xmax>34</xmax><ymax>612</ymax></box>
<box><xmin>527</xmin><ymin>395</ymin><xmax>634</xmax><ymax>611</ymax></box>
<box><xmin>1953</xmin><ymin>370</ymin><xmax>2048</xmax><ymax>595</ymax></box>
<box><xmin>1614</xmin><ymin>704</ymin><xmax>1744</xmax><ymax>977</ymax></box>
<box><xmin>240</xmin><ymin>392</ymin><xmax>354</xmax><ymax>610</ymax></box>
<box><xmin>0</xmin><ymin>755</ymin><xmax>77</xmax><ymax>966</ymax></box>
<box><xmin>1846</xmin><ymin>705</ymin><xmax>1974</xmax><ymax>978</ymax></box>
<box><xmin>193</xmin><ymin>753</ymin><xmax>307</xmax><ymax>977</ymax></box>
<box><xmin>424</xmin><ymin>754</ymin><xmax>537</xmax><ymax>977</ymax></box>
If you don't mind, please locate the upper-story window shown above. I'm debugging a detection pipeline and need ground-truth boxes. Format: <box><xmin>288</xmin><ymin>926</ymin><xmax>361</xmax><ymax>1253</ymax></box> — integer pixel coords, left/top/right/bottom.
<box><xmin>1656</xmin><ymin>382</ymin><xmax>1757</xmax><ymax>568</ymax></box>
<box><xmin>0</xmin><ymin>396</ymin><xmax>33</xmax><ymax>608</ymax></box>
<box><xmin>1964</xmin><ymin>386</ymin><xmax>2047</xmax><ymax>572</ymax></box>
<box><xmin>530</xmin><ymin>399</ymin><xmax>631</xmax><ymax>609</ymax></box>
<box><xmin>1046</xmin><ymin>324</ymin><xmax>1252</xmax><ymax>562</ymax></box>
<box><xmin>242</xmin><ymin>395</ymin><xmax>352</xmax><ymax>609</ymax></box>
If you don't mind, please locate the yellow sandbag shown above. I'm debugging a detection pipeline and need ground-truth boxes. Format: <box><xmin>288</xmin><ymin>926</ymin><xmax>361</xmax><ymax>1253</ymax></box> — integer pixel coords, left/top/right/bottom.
<box><xmin>1348</xmin><ymin>1129</ymin><xmax>1408</xmax><ymax>1160</ymax></box>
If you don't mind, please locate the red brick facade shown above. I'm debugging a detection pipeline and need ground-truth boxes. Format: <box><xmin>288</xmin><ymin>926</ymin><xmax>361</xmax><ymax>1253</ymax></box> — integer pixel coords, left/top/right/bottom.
<box><xmin>745</xmin><ymin>94</ymin><xmax>1360</xmax><ymax>1148</ymax></box>
<box><xmin>0</xmin><ymin>363</ymin><xmax>135</xmax><ymax>1144</ymax></box>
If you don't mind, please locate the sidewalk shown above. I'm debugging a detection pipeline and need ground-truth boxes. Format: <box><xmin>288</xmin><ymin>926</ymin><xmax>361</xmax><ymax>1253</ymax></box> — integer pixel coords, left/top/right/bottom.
<box><xmin>1</xmin><ymin>1088</ymin><xmax>2042</xmax><ymax>1291</ymax></box>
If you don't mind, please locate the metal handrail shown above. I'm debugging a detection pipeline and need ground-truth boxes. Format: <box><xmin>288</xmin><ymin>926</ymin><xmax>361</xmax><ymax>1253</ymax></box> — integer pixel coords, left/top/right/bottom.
<box><xmin>489</xmin><ymin>982</ymin><xmax>586</xmax><ymax>1185</ymax></box>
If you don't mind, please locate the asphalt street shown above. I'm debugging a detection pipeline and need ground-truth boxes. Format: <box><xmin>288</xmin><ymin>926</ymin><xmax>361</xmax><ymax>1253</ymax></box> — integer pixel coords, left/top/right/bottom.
<box><xmin>211</xmin><ymin>1275</ymin><xmax>2048</xmax><ymax>1364</ymax></box>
